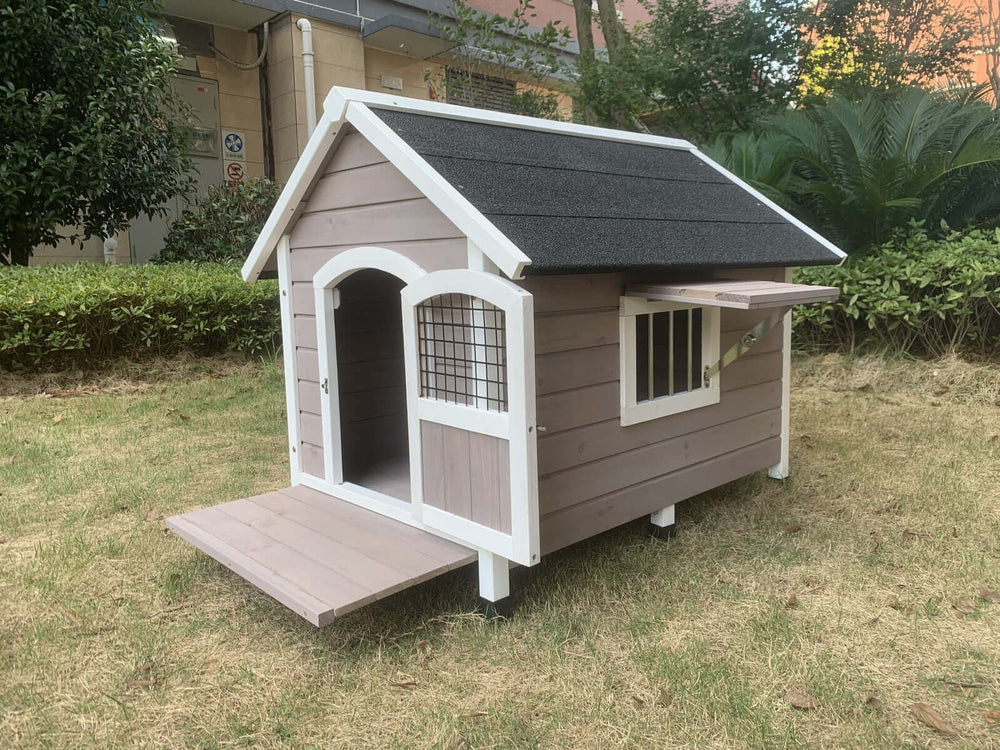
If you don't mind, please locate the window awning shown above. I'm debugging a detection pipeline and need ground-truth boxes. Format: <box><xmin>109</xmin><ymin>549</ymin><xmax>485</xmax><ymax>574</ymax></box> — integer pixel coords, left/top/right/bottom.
<box><xmin>625</xmin><ymin>280</ymin><xmax>840</xmax><ymax>310</ymax></box>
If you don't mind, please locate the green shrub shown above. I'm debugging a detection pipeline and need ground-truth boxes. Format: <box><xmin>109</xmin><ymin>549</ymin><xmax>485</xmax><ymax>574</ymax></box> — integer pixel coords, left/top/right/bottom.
<box><xmin>794</xmin><ymin>225</ymin><xmax>1000</xmax><ymax>356</ymax></box>
<box><xmin>152</xmin><ymin>178</ymin><xmax>281</xmax><ymax>264</ymax></box>
<box><xmin>0</xmin><ymin>263</ymin><xmax>280</xmax><ymax>370</ymax></box>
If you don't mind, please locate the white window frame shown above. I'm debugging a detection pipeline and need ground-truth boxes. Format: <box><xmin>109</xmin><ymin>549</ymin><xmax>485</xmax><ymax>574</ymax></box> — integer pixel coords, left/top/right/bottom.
<box><xmin>619</xmin><ymin>296</ymin><xmax>721</xmax><ymax>426</ymax></box>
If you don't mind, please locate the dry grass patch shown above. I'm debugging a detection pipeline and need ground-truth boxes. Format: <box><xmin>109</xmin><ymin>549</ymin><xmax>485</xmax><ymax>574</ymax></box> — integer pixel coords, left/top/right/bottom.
<box><xmin>1</xmin><ymin>354</ymin><xmax>999</xmax><ymax>748</ymax></box>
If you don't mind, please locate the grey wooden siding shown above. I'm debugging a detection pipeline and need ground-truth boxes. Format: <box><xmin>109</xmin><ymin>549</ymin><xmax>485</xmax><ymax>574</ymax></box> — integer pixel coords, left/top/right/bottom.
<box><xmin>286</xmin><ymin>129</ymin><xmax>467</xmax><ymax>480</ymax></box>
<box><xmin>522</xmin><ymin>269</ymin><xmax>786</xmax><ymax>555</ymax></box>
<box><xmin>335</xmin><ymin>270</ymin><xmax>408</xmax><ymax>485</ymax></box>
<box><xmin>421</xmin><ymin>422</ymin><xmax>512</xmax><ymax>534</ymax></box>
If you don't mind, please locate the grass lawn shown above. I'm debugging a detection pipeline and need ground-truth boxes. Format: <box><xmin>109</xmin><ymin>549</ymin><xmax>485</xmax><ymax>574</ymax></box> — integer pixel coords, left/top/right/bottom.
<box><xmin>1</xmin><ymin>354</ymin><xmax>999</xmax><ymax>748</ymax></box>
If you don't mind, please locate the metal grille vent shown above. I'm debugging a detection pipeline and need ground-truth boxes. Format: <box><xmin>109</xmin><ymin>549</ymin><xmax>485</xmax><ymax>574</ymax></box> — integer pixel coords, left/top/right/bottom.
<box><xmin>635</xmin><ymin>308</ymin><xmax>703</xmax><ymax>402</ymax></box>
<box><xmin>417</xmin><ymin>293</ymin><xmax>508</xmax><ymax>412</ymax></box>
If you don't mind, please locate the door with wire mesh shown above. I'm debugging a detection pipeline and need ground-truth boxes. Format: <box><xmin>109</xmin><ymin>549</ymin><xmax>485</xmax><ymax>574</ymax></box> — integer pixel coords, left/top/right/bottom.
<box><xmin>401</xmin><ymin>270</ymin><xmax>539</xmax><ymax>566</ymax></box>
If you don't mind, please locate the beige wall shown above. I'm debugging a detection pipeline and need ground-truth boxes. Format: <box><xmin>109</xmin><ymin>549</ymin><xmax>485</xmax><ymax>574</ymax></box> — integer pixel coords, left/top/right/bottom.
<box><xmin>195</xmin><ymin>26</ymin><xmax>266</xmax><ymax>180</ymax></box>
<box><xmin>365</xmin><ymin>48</ymin><xmax>441</xmax><ymax>101</ymax></box>
<box><xmin>29</xmin><ymin>229</ymin><xmax>131</xmax><ymax>266</ymax></box>
<box><xmin>270</xmin><ymin>15</ymin><xmax>366</xmax><ymax>183</ymax></box>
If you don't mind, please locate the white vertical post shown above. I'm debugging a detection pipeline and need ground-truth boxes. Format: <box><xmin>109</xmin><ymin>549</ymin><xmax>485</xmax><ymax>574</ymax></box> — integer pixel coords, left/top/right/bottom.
<box><xmin>477</xmin><ymin>550</ymin><xmax>510</xmax><ymax>602</ymax></box>
<box><xmin>768</xmin><ymin>267</ymin><xmax>793</xmax><ymax>480</ymax></box>
<box><xmin>650</xmin><ymin>504</ymin><xmax>675</xmax><ymax>529</ymax></box>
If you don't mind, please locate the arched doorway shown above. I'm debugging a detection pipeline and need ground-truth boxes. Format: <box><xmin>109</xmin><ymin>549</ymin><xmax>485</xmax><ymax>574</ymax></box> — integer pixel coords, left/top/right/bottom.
<box><xmin>334</xmin><ymin>268</ymin><xmax>410</xmax><ymax>501</ymax></box>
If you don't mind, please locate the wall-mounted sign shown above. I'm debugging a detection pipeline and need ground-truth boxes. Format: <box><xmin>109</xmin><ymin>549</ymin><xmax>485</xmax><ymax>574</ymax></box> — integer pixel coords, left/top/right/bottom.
<box><xmin>223</xmin><ymin>131</ymin><xmax>246</xmax><ymax>161</ymax></box>
<box><xmin>225</xmin><ymin>161</ymin><xmax>246</xmax><ymax>183</ymax></box>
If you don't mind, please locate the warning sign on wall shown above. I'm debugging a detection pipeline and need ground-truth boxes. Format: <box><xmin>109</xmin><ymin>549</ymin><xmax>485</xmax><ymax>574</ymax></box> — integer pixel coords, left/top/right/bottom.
<box><xmin>223</xmin><ymin>131</ymin><xmax>246</xmax><ymax>161</ymax></box>
<box><xmin>225</xmin><ymin>161</ymin><xmax>246</xmax><ymax>183</ymax></box>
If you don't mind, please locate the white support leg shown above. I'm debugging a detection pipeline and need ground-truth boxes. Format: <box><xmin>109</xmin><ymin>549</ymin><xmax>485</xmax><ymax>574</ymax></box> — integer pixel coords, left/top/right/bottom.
<box><xmin>477</xmin><ymin>550</ymin><xmax>512</xmax><ymax>618</ymax></box>
<box><xmin>648</xmin><ymin>504</ymin><xmax>677</xmax><ymax>540</ymax></box>
<box><xmin>769</xmin><ymin>268</ymin><xmax>793</xmax><ymax>481</ymax></box>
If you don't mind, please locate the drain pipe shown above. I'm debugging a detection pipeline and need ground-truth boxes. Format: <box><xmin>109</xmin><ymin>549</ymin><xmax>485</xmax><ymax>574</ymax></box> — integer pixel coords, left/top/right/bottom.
<box><xmin>103</xmin><ymin>234</ymin><xmax>118</xmax><ymax>264</ymax></box>
<box><xmin>297</xmin><ymin>18</ymin><xmax>317</xmax><ymax>137</ymax></box>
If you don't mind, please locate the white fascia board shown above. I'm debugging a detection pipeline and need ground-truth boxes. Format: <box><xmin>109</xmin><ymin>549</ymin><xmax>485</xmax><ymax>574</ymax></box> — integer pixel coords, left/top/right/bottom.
<box><xmin>345</xmin><ymin>100</ymin><xmax>532</xmax><ymax>280</ymax></box>
<box><xmin>241</xmin><ymin>109</ymin><xmax>346</xmax><ymax>282</ymax></box>
<box><xmin>688</xmin><ymin>149</ymin><xmax>848</xmax><ymax>263</ymax></box>
<box><xmin>324</xmin><ymin>86</ymin><xmax>694</xmax><ymax>151</ymax></box>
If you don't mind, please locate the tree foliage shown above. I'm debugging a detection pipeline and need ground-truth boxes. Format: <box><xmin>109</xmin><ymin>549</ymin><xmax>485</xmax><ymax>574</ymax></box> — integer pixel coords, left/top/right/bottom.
<box><xmin>429</xmin><ymin>0</ymin><xmax>571</xmax><ymax>119</ymax></box>
<box><xmin>0</xmin><ymin>1</ymin><xmax>191</xmax><ymax>266</ymax></box>
<box><xmin>799</xmin><ymin>0</ymin><xmax>978</xmax><ymax>98</ymax></box>
<box><xmin>574</xmin><ymin>0</ymin><xmax>803</xmax><ymax>142</ymax></box>
<box><xmin>707</xmin><ymin>89</ymin><xmax>1000</xmax><ymax>253</ymax></box>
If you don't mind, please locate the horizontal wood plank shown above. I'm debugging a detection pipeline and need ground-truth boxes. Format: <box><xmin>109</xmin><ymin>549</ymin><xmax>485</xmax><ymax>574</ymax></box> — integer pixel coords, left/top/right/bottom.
<box><xmin>540</xmin><ymin>438</ymin><xmax>781</xmax><ymax>554</ymax></box>
<box><xmin>627</xmin><ymin>280</ymin><xmax>839</xmax><ymax>310</ymax></box>
<box><xmin>167</xmin><ymin>487</ymin><xmax>476</xmax><ymax>626</ymax></box>
<box><xmin>289</xmin><ymin>199</ymin><xmax>463</xmax><ymax>250</ymax></box>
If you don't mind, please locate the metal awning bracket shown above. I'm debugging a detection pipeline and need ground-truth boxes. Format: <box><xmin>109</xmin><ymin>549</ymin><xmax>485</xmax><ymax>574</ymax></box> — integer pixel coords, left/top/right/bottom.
<box><xmin>703</xmin><ymin>307</ymin><xmax>790</xmax><ymax>386</ymax></box>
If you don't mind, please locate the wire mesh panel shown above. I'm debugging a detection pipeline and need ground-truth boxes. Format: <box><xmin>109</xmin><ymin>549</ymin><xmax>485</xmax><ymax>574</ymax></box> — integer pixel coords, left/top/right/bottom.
<box><xmin>416</xmin><ymin>293</ymin><xmax>508</xmax><ymax>412</ymax></box>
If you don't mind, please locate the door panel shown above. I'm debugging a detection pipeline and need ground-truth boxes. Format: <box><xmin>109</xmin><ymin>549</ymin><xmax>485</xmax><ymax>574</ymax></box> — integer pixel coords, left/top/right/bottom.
<box><xmin>402</xmin><ymin>269</ymin><xmax>539</xmax><ymax>566</ymax></box>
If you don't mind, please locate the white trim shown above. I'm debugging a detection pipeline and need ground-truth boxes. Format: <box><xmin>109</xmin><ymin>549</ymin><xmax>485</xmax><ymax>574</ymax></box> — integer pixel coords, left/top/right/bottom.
<box><xmin>325</xmin><ymin>86</ymin><xmax>693</xmax><ymax>151</ymax></box>
<box><xmin>243</xmin><ymin>112</ymin><xmax>345</xmax><ymax>281</ymax></box>
<box><xmin>311</xmin><ymin>246</ymin><xmax>429</xmax><ymax>492</ymax></box>
<box><xmin>314</xmin><ymin>285</ymin><xmax>342</xmax><ymax>484</ymax></box>
<box><xmin>477</xmin><ymin>550</ymin><xmax>511</xmax><ymax>602</ymax></box>
<box><xmin>769</xmin><ymin>268</ymin><xmax>794</xmax><ymax>480</ymax></box>
<box><xmin>345</xmin><ymin>101</ymin><xmax>531</xmax><ymax>280</ymax></box>
<box><xmin>416</xmin><ymin>398</ymin><xmax>509</xmax><ymax>439</ymax></box>
<box><xmin>401</xmin><ymin>269</ymin><xmax>539</xmax><ymax>567</ymax></box>
<box><xmin>619</xmin><ymin>298</ymin><xmax>722</xmax><ymax>427</ymax></box>
<box><xmin>312</xmin><ymin>246</ymin><xmax>427</xmax><ymax>290</ymax></box>
<box><xmin>423</xmin><ymin>506</ymin><xmax>515</xmax><ymax>559</ymax></box>
<box><xmin>688</xmin><ymin>149</ymin><xmax>847</xmax><ymax>262</ymax></box>
<box><xmin>277</xmin><ymin>236</ymin><xmax>303</xmax><ymax>484</ymax></box>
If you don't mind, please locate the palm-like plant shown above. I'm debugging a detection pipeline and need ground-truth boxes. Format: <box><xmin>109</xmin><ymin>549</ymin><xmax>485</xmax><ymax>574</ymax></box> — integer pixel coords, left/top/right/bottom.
<box><xmin>713</xmin><ymin>89</ymin><xmax>1000</xmax><ymax>253</ymax></box>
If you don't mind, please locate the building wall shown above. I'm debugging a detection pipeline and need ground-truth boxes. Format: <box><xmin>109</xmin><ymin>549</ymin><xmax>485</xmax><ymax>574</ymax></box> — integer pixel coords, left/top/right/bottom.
<box><xmin>524</xmin><ymin>268</ymin><xmax>786</xmax><ymax>555</ymax></box>
<box><xmin>286</xmin><ymin>128</ymin><xmax>468</xmax><ymax>479</ymax></box>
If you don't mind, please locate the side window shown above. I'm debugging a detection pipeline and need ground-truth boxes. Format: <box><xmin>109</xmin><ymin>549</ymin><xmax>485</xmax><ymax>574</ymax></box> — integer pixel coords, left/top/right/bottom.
<box><xmin>619</xmin><ymin>297</ymin><xmax>720</xmax><ymax>425</ymax></box>
<box><xmin>416</xmin><ymin>293</ymin><xmax>508</xmax><ymax>412</ymax></box>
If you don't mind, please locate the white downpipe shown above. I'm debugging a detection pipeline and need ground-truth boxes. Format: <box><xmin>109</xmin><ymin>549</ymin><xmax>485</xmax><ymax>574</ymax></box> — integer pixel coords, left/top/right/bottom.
<box><xmin>103</xmin><ymin>235</ymin><xmax>118</xmax><ymax>264</ymax></box>
<box><xmin>297</xmin><ymin>18</ymin><xmax>317</xmax><ymax>137</ymax></box>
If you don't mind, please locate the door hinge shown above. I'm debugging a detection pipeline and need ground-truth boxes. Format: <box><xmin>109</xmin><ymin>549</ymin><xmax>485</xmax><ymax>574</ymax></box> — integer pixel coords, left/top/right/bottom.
<box><xmin>321</xmin><ymin>377</ymin><xmax>329</xmax><ymax>394</ymax></box>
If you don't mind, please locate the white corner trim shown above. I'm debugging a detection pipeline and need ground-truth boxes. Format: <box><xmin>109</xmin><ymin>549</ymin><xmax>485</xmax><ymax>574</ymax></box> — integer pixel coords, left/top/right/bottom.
<box><xmin>345</xmin><ymin>101</ymin><xmax>531</xmax><ymax>280</ymax></box>
<box><xmin>242</xmin><ymin>112</ymin><xmax>343</xmax><ymax>282</ymax></box>
<box><xmin>325</xmin><ymin>86</ymin><xmax>694</xmax><ymax>151</ymax></box>
<box><xmin>688</xmin><ymin>149</ymin><xmax>847</xmax><ymax>261</ymax></box>
<box><xmin>769</xmin><ymin>268</ymin><xmax>793</xmax><ymax>480</ymax></box>
<box><xmin>276</xmin><ymin>236</ymin><xmax>303</xmax><ymax>484</ymax></box>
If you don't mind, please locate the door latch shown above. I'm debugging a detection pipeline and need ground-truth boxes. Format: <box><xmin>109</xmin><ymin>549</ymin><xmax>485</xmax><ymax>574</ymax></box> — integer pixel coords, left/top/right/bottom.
<box><xmin>321</xmin><ymin>377</ymin><xmax>329</xmax><ymax>394</ymax></box>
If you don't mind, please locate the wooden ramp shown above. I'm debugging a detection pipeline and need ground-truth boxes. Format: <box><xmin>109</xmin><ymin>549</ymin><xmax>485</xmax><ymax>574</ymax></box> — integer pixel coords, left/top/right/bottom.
<box><xmin>166</xmin><ymin>486</ymin><xmax>476</xmax><ymax>626</ymax></box>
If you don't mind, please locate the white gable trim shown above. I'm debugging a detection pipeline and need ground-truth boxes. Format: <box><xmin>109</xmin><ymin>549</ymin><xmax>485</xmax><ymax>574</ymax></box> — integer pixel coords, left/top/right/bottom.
<box><xmin>242</xmin><ymin>110</ymin><xmax>345</xmax><ymax>281</ymax></box>
<box><xmin>324</xmin><ymin>87</ymin><xmax>695</xmax><ymax>151</ymax></box>
<box><xmin>344</xmin><ymin>101</ymin><xmax>531</xmax><ymax>280</ymax></box>
<box><xmin>688</xmin><ymin>150</ymin><xmax>847</xmax><ymax>262</ymax></box>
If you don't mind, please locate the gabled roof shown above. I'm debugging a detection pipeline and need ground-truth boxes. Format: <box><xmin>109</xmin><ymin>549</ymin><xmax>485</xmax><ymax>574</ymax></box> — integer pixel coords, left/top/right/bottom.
<box><xmin>243</xmin><ymin>88</ymin><xmax>845</xmax><ymax>282</ymax></box>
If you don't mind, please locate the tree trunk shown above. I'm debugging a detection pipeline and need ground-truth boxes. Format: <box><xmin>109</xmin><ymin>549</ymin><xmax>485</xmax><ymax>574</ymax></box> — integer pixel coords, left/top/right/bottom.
<box><xmin>571</xmin><ymin>0</ymin><xmax>596</xmax><ymax>67</ymax></box>
<box><xmin>594</xmin><ymin>0</ymin><xmax>627</xmax><ymax>66</ymax></box>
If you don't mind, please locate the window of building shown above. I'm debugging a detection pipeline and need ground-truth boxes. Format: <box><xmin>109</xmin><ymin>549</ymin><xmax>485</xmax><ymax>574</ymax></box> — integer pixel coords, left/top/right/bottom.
<box><xmin>445</xmin><ymin>69</ymin><xmax>518</xmax><ymax>113</ymax></box>
<box><xmin>619</xmin><ymin>297</ymin><xmax>720</xmax><ymax>425</ymax></box>
<box><xmin>416</xmin><ymin>293</ymin><xmax>508</xmax><ymax>412</ymax></box>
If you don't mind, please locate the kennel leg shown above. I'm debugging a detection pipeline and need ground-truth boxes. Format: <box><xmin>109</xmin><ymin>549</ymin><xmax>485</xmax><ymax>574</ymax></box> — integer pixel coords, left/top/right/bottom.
<box><xmin>477</xmin><ymin>550</ymin><xmax>512</xmax><ymax>619</ymax></box>
<box><xmin>647</xmin><ymin>504</ymin><xmax>677</xmax><ymax>541</ymax></box>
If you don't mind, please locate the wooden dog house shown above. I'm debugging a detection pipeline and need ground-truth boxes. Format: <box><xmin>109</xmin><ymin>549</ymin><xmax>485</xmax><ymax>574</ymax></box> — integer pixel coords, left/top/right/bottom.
<box><xmin>166</xmin><ymin>88</ymin><xmax>842</xmax><ymax>624</ymax></box>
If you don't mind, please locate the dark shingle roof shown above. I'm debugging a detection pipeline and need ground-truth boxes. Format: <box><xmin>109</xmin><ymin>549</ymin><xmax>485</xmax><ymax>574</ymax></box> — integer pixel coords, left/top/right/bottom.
<box><xmin>371</xmin><ymin>108</ymin><xmax>842</xmax><ymax>275</ymax></box>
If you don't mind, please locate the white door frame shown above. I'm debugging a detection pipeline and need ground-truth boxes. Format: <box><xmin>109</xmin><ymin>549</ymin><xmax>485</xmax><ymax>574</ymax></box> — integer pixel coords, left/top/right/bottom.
<box><xmin>312</xmin><ymin>247</ymin><xmax>427</xmax><ymax>496</ymax></box>
<box><xmin>401</xmin><ymin>269</ymin><xmax>540</xmax><ymax>566</ymax></box>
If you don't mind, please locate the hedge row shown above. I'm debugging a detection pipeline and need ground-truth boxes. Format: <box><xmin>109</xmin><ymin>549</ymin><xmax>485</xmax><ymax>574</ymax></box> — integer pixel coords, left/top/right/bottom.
<box><xmin>0</xmin><ymin>262</ymin><xmax>280</xmax><ymax>369</ymax></box>
<box><xmin>795</xmin><ymin>226</ymin><xmax>1000</xmax><ymax>357</ymax></box>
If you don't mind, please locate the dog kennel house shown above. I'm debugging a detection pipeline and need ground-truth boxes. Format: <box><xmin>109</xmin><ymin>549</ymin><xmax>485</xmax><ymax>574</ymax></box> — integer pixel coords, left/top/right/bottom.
<box><xmin>166</xmin><ymin>88</ymin><xmax>842</xmax><ymax>625</ymax></box>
